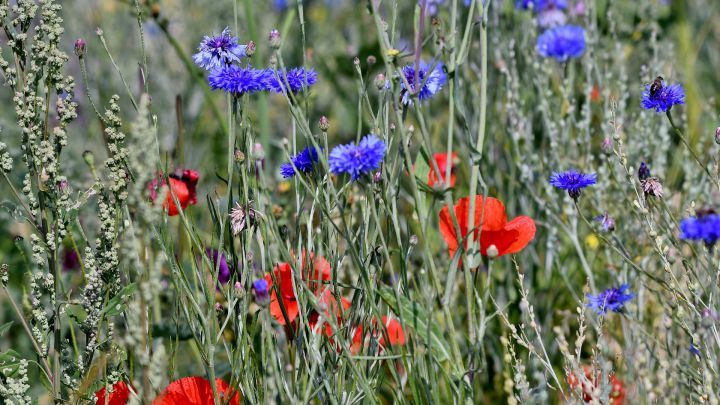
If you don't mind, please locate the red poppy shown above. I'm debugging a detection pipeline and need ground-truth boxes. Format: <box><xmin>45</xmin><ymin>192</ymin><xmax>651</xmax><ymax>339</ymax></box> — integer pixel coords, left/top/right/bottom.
<box><xmin>591</xmin><ymin>85</ymin><xmax>601</xmax><ymax>102</ymax></box>
<box><xmin>439</xmin><ymin>196</ymin><xmax>535</xmax><ymax>260</ymax></box>
<box><xmin>352</xmin><ymin>316</ymin><xmax>406</xmax><ymax>354</ymax></box>
<box><xmin>95</xmin><ymin>381</ymin><xmax>132</xmax><ymax>405</ymax></box>
<box><xmin>308</xmin><ymin>289</ymin><xmax>351</xmax><ymax>337</ymax></box>
<box><xmin>153</xmin><ymin>377</ymin><xmax>239</xmax><ymax>405</ymax></box>
<box><xmin>264</xmin><ymin>251</ymin><xmax>331</xmax><ymax>325</ymax></box>
<box><xmin>428</xmin><ymin>152</ymin><xmax>458</xmax><ymax>188</ymax></box>
<box><xmin>567</xmin><ymin>366</ymin><xmax>625</xmax><ymax>405</ymax></box>
<box><xmin>149</xmin><ymin>169</ymin><xmax>199</xmax><ymax>216</ymax></box>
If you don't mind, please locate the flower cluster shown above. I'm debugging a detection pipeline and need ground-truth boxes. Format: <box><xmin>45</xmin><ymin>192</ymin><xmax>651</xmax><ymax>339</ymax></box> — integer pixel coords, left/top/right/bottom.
<box><xmin>680</xmin><ymin>213</ymin><xmax>720</xmax><ymax>245</ymax></box>
<box><xmin>586</xmin><ymin>284</ymin><xmax>634</xmax><ymax>315</ymax></box>
<box><xmin>196</xmin><ymin>28</ymin><xmax>317</xmax><ymax>96</ymax></box>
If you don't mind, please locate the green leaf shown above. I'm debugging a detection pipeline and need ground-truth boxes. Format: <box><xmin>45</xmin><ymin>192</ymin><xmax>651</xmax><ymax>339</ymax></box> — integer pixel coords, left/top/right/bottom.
<box><xmin>378</xmin><ymin>287</ymin><xmax>453</xmax><ymax>364</ymax></box>
<box><xmin>101</xmin><ymin>283</ymin><xmax>137</xmax><ymax>317</ymax></box>
<box><xmin>0</xmin><ymin>321</ymin><xmax>13</xmax><ymax>337</ymax></box>
<box><xmin>0</xmin><ymin>349</ymin><xmax>24</xmax><ymax>377</ymax></box>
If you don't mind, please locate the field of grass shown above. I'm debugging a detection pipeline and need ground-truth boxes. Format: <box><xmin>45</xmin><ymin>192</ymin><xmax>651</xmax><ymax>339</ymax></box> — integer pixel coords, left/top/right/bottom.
<box><xmin>1</xmin><ymin>0</ymin><xmax>720</xmax><ymax>403</ymax></box>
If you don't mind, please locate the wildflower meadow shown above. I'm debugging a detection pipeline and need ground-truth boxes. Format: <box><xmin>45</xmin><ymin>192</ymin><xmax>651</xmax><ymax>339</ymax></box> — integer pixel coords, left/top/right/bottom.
<box><xmin>1</xmin><ymin>0</ymin><xmax>719</xmax><ymax>403</ymax></box>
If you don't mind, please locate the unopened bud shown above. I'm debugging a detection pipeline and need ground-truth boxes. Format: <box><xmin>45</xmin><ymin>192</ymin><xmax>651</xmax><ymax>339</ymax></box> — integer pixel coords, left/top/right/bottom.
<box><xmin>366</xmin><ymin>55</ymin><xmax>376</xmax><ymax>66</ymax></box>
<box><xmin>234</xmin><ymin>149</ymin><xmax>245</xmax><ymax>163</ymax></box>
<box><xmin>245</xmin><ymin>40</ymin><xmax>256</xmax><ymax>57</ymax></box>
<box><xmin>252</xmin><ymin>143</ymin><xmax>265</xmax><ymax>161</ymax></box>
<box><xmin>319</xmin><ymin>116</ymin><xmax>330</xmax><ymax>132</ymax></box>
<box><xmin>74</xmin><ymin>38</ymin><xmax>86</xmax><ymax>57</ymax></box>
<box><xmin>353</xmin><ymin>56</ymin><xmax>360</xmax><ymax>66</ymax></box>
<box><xmin>269</xmin><ymin>29</ymin><xmax>281</xmax><ymax>49</ymax></box>
<box><xmin>601</xmin><ymin>137</ymin><xmax>613</xmax><ymax>155</ymax></box>
<box><xmin>486</xmin><ymin>244</ymin><xmax>499</xmax><ymax>259</ymax></box>
<box><xmin>715</xmin><ymin>127</ymin><xmax>720</xmax><ymax>145</ymax></box>
<box><xmin>409</xmin><ymin>235</ymin><xmax>419</xmax><ymax>246</ymax></box>
<box><xmin>374</xmin><ymin>73</ymin><xmax>386</xmax><ymax>90</ymax></box>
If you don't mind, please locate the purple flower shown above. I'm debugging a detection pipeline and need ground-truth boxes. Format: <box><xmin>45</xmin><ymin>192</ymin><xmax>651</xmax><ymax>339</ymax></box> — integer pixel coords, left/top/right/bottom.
<box><xmin>329</xmin><ymin>134</ymin><xmax>387</xmax><ymax>181</ymax></box>
<box><xmin>586</xmin><ymin>284</ymin><xmax>634</xmax><ymax>315</ymax></box>
<box><xmin>269</xmin><ymin>67</ymin><xmax>317</xmax><ymax>93</ymax></box>
<box><xmin>638</xmin><ymin>162</ymin><xmax>651</xmax><ymax>181</ymax></box>
<box><xmin>549</xmin><ymin>169</ymin><xmax>596</xmax><ymax>199</ymax></box>
<box><xmin>680</xmin><ymin>214</ymin><xmax>720</xmax><ymax>245</ymax></box>
<box><xmin>208</xmin><ymin>66</ymin><xmax>275</xmax><ymax>95</ymax></box>
<box><xmin>537</xmin><ymin>8</ymin><xmax>567</xmax><ymax>28</ymax></box>
<box><xmin>62</xmin><ymin>249</ymin><xmax>80</xmax><ymax>272</ymax></box>
<box><xmin>253</xmin><ymin>278</ymin><xmax>270</xmax><ymax>306</ymax></box>
<box><xmin>399</xmin><ymin>61</ymin><xmax>447</xmax><ymax>105</ymax></box>
<box><xmin>516</xmin><ymin>0</ymin><xmax>567</xmax><ymax>11</ymax></box>
<box><xmin>192</xmin><ymin>27</ymin><xmax>247</xmax><ymax>71</ymax></box>
<box><xmin>641</xmin><ymin>81</ymin><xmax>685</xmax><ymax>113</ymax></box>
<box><xmin>594</xmin><ymin>212</ymin><xmax>615</xmax><ymax>232</ymax></box>
<box><xmin>280</xmin><ymin>146</ymin><xmax>321</xmax><ymax>178</ymax></box>
<box><xmin>207</xmin><ymin>249</ymin><xmax>231</xmax><ymax>285</ymax></box>
<box><xmin>536</xmin><ymin>25</ymin><xmax>586</xmax><ymax>62</ymax></box>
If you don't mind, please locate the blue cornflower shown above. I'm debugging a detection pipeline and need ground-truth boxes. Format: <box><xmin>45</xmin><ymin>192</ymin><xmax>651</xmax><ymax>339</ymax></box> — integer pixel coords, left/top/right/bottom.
<box><xmin>586</xmin><ymin>284</ymin><xmax>634</xmax><ymax>315</ymax></box>
<box><xmin>208</xmin><ymin>66</ymin><xmax>274</xmax><ymax>95</ymax></box>
<box><xmin>516</xmin><ymin>0</ymin><xmax>567</xmax><ymax>11</ymax></box>
<box><xmin>536</xmin><ymin>25</ymin><xmax>586</xmax><ymax>62</ymax></box>
<box><xmin>549</xmin><ymin>169</ymin><xmax>596</xmax><ymax>199</ymax></box>
<box><xmin>399</xmin><ymin>61</ymin><xmax>447</xmax><ymax>105</ymax></box>
<box><xmin>594</xmin><ymin>212</ymin><xmax>615</xmax><ymax>232</ymax></box>
<box><xmin>269</xmin><ymin>68</ymin><xmax>318</xmax><ymax>93</ymax></box>
<box><xmin>192</xmin><ymin>27</ymin><xmax>247</xmax><ymax>71</ymax></box>
<box><xmin>280</xmin><ymin>146</ymin><xmax>321</xmax><ymax>178</ymax></box>
<box><xmin>641</xmin><ymin>81</ymin><xmax>685</xmax><ymax>113</ymax></box>
<box><xmin>689</xmin><ymin>343</ymin><xmax>701</xmax><ymax>357</ymax></box>
<box><xmin>329</xmin><ymin>134</ymin><xmax>387</xmax><ymax>181</ymax></box>
<box><xmin>253</xmin><ymin>278</ymin><xmax>270</xmax><ymax>306</ymax></box>
<box><xmin>680</xmin><ymin>214</ymin><xmax>720</xmax><ymax>245</ymax></box>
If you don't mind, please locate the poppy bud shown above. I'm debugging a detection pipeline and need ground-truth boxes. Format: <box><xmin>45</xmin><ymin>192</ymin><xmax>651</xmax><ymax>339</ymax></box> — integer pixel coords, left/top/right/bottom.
<box><xmin>486</xmin><ymin>244</ymin><xmax>499</xmax><ymax>259</ymax></box>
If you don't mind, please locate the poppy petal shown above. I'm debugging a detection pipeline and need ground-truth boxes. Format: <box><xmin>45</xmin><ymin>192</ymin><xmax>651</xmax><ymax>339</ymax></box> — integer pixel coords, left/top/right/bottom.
<box><xmin>95</xmin><ymin>381</ymin><xmax>132</xmax><ymax>405</ymax></box>
<box><xmin>153</xmin><ymin>377</ymin><xmax>239</xmax><ymax>405</ymax></box>
<box><xmin>501</xmin><ymin>216</ymin><xmax>536</xmax><ymax>255</ymax></box>
<box><xmin>269</xmin><ymin>293</ymin><xmax>298</xmax><ymax>325</ymax></box>
<box><xmin>478</xmin><ymin>197</ymin><xmax>507</xmax><ymax>231</ymax></box>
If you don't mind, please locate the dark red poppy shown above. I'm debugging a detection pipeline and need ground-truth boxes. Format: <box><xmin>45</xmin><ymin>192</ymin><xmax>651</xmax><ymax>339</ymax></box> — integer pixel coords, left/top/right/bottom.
<box><xmin>439</xmin><ymin>196</ymin><xmax>535</xmax><ymax>260</ymax></box>
<box><xmin>95</xmin><ymin>381</ymin><xmax>132</xmax><ymax>405</ymax></box>
<box><xmin>264</xmin><ymin>251</ymin><xmax>331</xmax><ymax>326</ymax></box>
<box><xmin>567</xmin><ymin>366</ymin><xmax>625</xmax><ymax>405</ymax></box>
<box><xmin>149</xmin><ymin>169</ymin><xmax>199</xmax><ymax>216</ymax></box>
<box><xmin>153</xmin><ymin>377</ymin><xmax>238</xmax><ymax>405</ymax></box>
<box><xmin>352</xmin><ymin>316</ymin><xmax>406</xmax><ymax>354</ymax></box>
<box><xmin>428</xmin><ymin>152</ymin><xmax>458</xmax><ymax>188</ymax></box>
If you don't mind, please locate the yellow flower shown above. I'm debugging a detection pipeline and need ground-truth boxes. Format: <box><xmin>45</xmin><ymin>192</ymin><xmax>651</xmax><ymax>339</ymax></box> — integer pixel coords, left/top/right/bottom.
<box><xmin>387</xmin><ymin>48</ymin><xmax>401</xmax><ymax>57</ymax></box>
<box><xmin>585</xmin><ymin>234</ymin><xmax>599</xmax><ymax>250</ymax></box>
